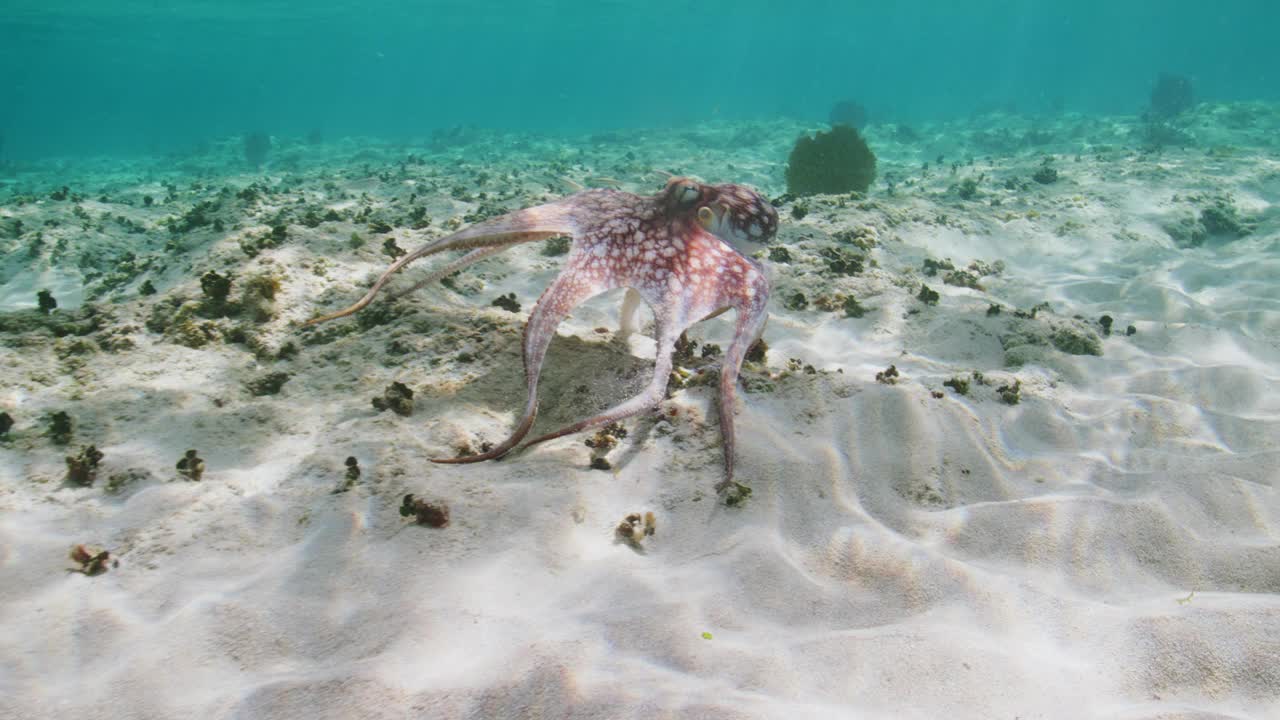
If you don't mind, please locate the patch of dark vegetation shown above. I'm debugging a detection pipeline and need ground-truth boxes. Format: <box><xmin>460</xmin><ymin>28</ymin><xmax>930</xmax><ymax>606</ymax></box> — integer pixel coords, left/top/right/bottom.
<box><xmin>541</xmin><ymin>236</ymin><xmax>571</xmax><ymax>256</ymax></box>
<box><xmin>819</xmin><ymin>247</ymin><xmax>864</xmax><ymax>276</ymax></box>
<box><xmin>47</xmin><ymin>411</ymin><xmax>73</xmax><ymax>445</ymax></box>
<box><xmin>943</xmin><ymin>376</ymin><xmax>970</xmax><ymax>395</ymax></box>
<box><xmin>997</xmin><ymin>380</ymin><xmax>1022</xmax><ymax>405</ymax></box>
<box><xmin>768</xmin><ymin>246</ymin><xmax>793</xmax><ymax>263</ymax></box>
<box><xmin>785</xmin><ymin>125</ymin><xmax>877</xmax><ymax>196</ymax></box>
<box><xmin>0</xmin><ymin>411</ymin><xmax>12</xmax><ymax>438</ymax></box>
<box><xmin>383</xmin><ymin>237</ymin><xmax>406</xmax><ymax>259</ymax></box>
<box><xmin>917</xmin><ymin>284</ymin><xmax>940</xmax><ymax>305</ymax></box>
<box><xmin>491</xmin><ymin>293</ymin><xmax>520</xmax><ymax>313</ymax></box>
<box><xmin>1050</xmin><ymin>327</ymin><xmax>1103</xmax><ymax>356</ymax></box>
<box><xmin>66</xmin><ymin>445</ymin><xmax>104</xmax><ymax>486</ymax></box>
<box><xmin>333</xmin><ymin>456</ymin><xmax>361</xmax><ymax>494</ymax></box>
<box><xmin>176</xmin><ymin>449</ymin><xmax>206</xmax><ymax>481</ymax></box>
<box><xmin>37</xmin><ymin>289</ymin><xmax>57</xmax><ymax>314</ymax></box>
<box><xmin>875</xmin><ymin>365</ymin><xmax>900</xmax><ymax>385</ymax></box>
<box><xmin>372</xmin><ymin>381</ymin><xmax>414</xmax><ymax>416</ymax></box>
<box><xmin>1031</xmin><ymin>162</ymin><xmax>1059</xmax><ymax>185</ymax></box>
<box><xmin>245</xmin><ymin>371</ymin><xmax>291</xmax><ymax>396</ymax></box>
<box><xmin>943</xmin><ymin>270</ymin><xmax>983</xmax><ymax>290</ymax></box>
<box><xmin>0</xmin><ymin>300</ymin><xmax>105</xmax><ymax>339</ymax></box>
<box><xmin>922</xmin><ymin>258</ymin><xmax>954</xmax><ymax>277</ymax></box>
<box><xmin>400</xmin><ymin>493</ymin><xmax>449</xmax><ymax>527</ymax></box>
<box><xmin>842</xmin><ymin>295</ymin><xmax>867</xmax><ymax>318</ymax></box>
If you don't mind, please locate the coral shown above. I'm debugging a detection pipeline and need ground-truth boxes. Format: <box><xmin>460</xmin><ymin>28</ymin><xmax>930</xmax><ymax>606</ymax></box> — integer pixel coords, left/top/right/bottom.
<box><xmin>1032</xmin><ymin>164</ymin><xmax>1059</xmax><ymax>185</ymax></box>
<box><xmin>176</xmin><ymin>449</ymin><xmax>205</xmax><ymax>481</ymax></box>
<box><xmin>37</xmin><ymin>289</ymin><xmax>57</xmax><ymax>314</ymax></box>
<box><xmin>491</xmin><ymin>293</ymin><xmax>520</xmax><ymax>313</ymax></box>
<box><xmin>820</xmin><ymin>247</ymin><xmax>864</xmax><ymax>276</ymax></box>
<box><xmin>615</xmin><ymin>512</ymin><xmax>657</xmax><ymax>547</ymax></box>
<box><xmin>943</xmin><ymin>376</ymin><xmax>970</xmax><ymax>396</ymax></box>
<box><xmin>200</xmin><ymin>270</ymin><xmax>233</xmax><ymax>313</ymax></box>
<box><xmin>875</xmin><ymin>365</ymin><xmax>900</xmax><ymax>385</ymax></box>
<box><xmin>66</xmin><ymin>445</ymin><xmax>104</xmax><ymax>486</ymax></box>
<box><xmin>47</xmin><ymin>411</ymin><xmax>73</xmax><ymax>445</ymax></box>
<box><xmin>333</xmin><ymin>456</ymin><xmax>360</xmax><ymax>493</ymax></box>
<box><xmin>1149</xmin><ymin>73</ymin><xmax>1193</xmax><ymax>119</ymax></box>
<box><xmin>1200</xmin><ymin>199</ymin><xmax>1252</xmax><ymax>239</ymax></box>
<box><xmin>541</xmin><ymin>235</ymin><xmax>571</xmax><ymax>256</ymax></box>
<box><xmin>922</xmin><ymin>258</ymin><xmax>954</xmax><ymax>277</ymax></box>
<box><xmin>722</xmin><ymin>482</ymin><xmax>752</xmax><ymax>507</ymax></box>
<box><xmin>245</xmin><ymin>371</ymin><xmax>291</xmax><ymax>396</ymax></box>
<box><xmin>943</xmin><ymin>270</ymin><xmax>983</xmax><ymax>290</ymax></box>
<box><xmin>828</xmin><ymin>100</ymin><xmax>867</xmax><ymax>129</ymax></box>
<box><xmin>785</xmin><ymin>125</ymin><xmax>877</xmax><ymax>196</ymax></box>
<box><xmin>768</xmin><ymin>246</ymin><xmax>792</xmax><ymax>263</ymax></box>
<box><xmin>0</xmin><ymin>411</ymin><xmax>12</xmax><ymax>438</ymax></box>
<box><xmin>372</xmin><ymin>381</ymin><xmax>414</xmax><ymax>416</ymax></box>
<box><xmin>1051</xmin><ymin>327</ymin><xmax>1102</xmax><ymax>356</ymax></box>
<box><xmin>917</xmin><ymin>284</ymin><xmax>940</xmax><ymax>305</ymax></box>
<box><xmin>104</xmin><ymin>468</ymin><xmax>153</xmax><ymax>495</ymax></box>
<box><xmin>243</xmin><ymin>132</ymin><xmax>271</xmax><ymax>169</ymax></box>
<box><xmin>1098</xmin><ymin>315</ymin><xmax>1114</xmax><ymax>337</ymax></box>
<box><xmin>842</xmin><ymin>295</ymin><xmax>866</xmax><ymax>318</ymax></box>
<box><xmin>69</xmin><ymin>545</ymin><xmax>112</xmax><ymax>576</ymax></box>
<box><xmin>382</xmin><ymin>237</ymin><xmax>406</xmax><ymax>259</ymax></box>
<box><xmin>784</xmin><ymin>292</ymin><xmax>808</xmax><ymax>311</ymax></box>
<box><xmin>997</xmin><ymin>380</ymin><xmax>1022</xmax><ymax>405</ymax></box>
<box><xmin>240</xmin><ymin>273</ymin><xmax>281</xmax><ymax>322</ymax></box>
<box><xmin>400</xmin><ymin>494</ymin><xmax>449</xmax><ymax>527</ymax></box>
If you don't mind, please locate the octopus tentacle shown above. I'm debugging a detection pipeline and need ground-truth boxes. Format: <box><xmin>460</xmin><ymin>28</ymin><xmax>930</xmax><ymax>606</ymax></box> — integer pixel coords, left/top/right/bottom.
<box><xmin>617</xmin><ymin>287</ymin><xmax>645</xmax><ymax>339</ymax></box>
<box><xmin>301</xmin><ymin>202</ymin><xmax>577</xmax><ymax>326</ymax></box>
<box><xmin>714</xmin><ymin>292</ymin><xmax>770</xmax><ymax>491</ymax></box>
<box><xmin>431</xmin><ymin>254</ymin><xmax>616</xmax><ymax>464</ymax></box>
<box><xmin>387</xmin><ymin>246</ymin><xmax>508</xmax><ymax>302</ymax></box>
<box><xmin>521</xmin><ymin>315</ymin><xmax>680</xmax><ymax>450</ymax></box>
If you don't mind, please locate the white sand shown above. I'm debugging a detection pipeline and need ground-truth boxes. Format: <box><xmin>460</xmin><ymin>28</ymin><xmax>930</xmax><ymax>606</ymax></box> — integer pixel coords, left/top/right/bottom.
<box><xmin>1</xmin><ymin>109</ymin><xmax>1278</xmax><ymax>719</ymax></box>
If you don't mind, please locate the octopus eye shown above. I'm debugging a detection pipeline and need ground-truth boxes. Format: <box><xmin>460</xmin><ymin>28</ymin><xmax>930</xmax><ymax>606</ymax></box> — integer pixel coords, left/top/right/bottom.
<box><xmin>697</xmin><ymin>205</ymin><xmax>715</xmax><ymax>229</ymax></box>
<box><xmin>676</xmin><ymin>183</ymin><xmax>700</xmax><ymax>206</ymax></box>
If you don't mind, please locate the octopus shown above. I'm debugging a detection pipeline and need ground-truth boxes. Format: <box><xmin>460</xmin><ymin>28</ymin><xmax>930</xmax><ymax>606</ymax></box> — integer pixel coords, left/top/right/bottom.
<box><xmin>305</xmin><ymin>177</ymin><xmax>778</xmax><ymax>491</ymax></box>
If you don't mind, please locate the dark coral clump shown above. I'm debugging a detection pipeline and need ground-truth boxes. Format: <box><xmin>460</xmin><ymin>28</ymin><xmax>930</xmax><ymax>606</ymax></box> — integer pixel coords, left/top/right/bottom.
<box><xmin>1149</xmin><ymin>73</ymin><xmax>1194</xmax><ymax>119</ymax></box>
<box><xmin>785</xmin><ymin>125</ymin><xmax>877</xmax><ymax>196</ymax></box>
<box><xmin>372</xmin><ymin>381</ymin><xmax>414</xmax><ymax>416</ymax></box>
<box><xmin>245</xmin><ymin>371</ymin><xmax>291</xmax><ymax>396</ymax></box>
<box><xmin>400</xmin><ymin>494</ymin><xmax>449</xmax><ymax>527</ymax></box>
<box><xmin>491</xmin><ymin>293</ymin><xmax>520</xmax><ymax>313</ymax></box>
<box><xmin>66</xmin><ymin>445</ymin><xmax>105</xmax><ymax>486</ymax></box>
<box><xmin>0</xmin><ymin>411</ymin><xmax>13</xmax><ymax>438</ymax></box>
<box><xmin>48</xmin><ymin>411</ymin><xmax>73</xmax><ymax>445</ymax></box>
<box><xmin>200</xmin><ymin>270</ymin><xmax>233</xmax><ymax>310</ymax></box>
<box><xmin>37</xmin><ymin>289</ymin><xmax>57</xmax><ymax>314</ymax></box>
<box><xmin>176</xmin><ymin>449</ymin><xmax>205</xmax><ymax>481</ymax></box>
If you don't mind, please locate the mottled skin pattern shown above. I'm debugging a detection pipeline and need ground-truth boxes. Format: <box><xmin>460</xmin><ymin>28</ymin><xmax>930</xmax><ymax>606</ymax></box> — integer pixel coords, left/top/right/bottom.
<box><xmin>305</xmin><ymin>177</ymin><xmax>778</xmax><ymax>491</ymax></box>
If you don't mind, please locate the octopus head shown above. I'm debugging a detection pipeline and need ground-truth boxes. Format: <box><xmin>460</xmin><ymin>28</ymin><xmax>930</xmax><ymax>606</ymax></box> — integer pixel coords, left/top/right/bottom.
<box><xmin>661</xmin><ymin>177</ymin><xmax>778</xmax><ymax>251</ymax></box>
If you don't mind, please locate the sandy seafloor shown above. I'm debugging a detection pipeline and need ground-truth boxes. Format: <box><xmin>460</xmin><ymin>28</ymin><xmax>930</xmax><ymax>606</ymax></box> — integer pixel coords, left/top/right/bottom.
<box><xmin>1</xmin><ymin>104</ymin><xmax>1278</xmax><ymax>720</ymax></box>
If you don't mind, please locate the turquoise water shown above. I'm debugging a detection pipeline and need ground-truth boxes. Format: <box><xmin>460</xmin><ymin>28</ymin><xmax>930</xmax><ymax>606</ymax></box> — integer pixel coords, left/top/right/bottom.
<box><xmin>3</xmin><ymin>1</ymin><xmax>1276</xmax><ymax>159</ymax></box>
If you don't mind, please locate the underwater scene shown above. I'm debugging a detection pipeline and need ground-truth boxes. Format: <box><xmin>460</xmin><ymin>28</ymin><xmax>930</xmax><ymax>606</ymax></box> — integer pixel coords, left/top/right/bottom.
<box><xmin>2</xmin><ymin>1</ymin><xmax>1279</xmax><ymax>718</ymax></box>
